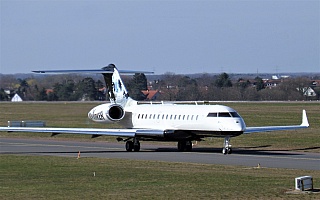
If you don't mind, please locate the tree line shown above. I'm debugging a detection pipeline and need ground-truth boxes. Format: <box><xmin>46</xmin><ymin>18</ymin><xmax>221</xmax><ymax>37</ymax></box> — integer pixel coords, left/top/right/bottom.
<box><xmin>0</xmin><ymin>73</ymin><xmax>319</xmax><ymax>101</ymax></box>
<box><xmin>151</xmin><ymin>73</ymin><xmax>319</xmax><ymax>101</ymax></box>
<box><xmin>0</xmin><ymin>74</ymin><xmax>148</xmax><ymax>101</ymax></box>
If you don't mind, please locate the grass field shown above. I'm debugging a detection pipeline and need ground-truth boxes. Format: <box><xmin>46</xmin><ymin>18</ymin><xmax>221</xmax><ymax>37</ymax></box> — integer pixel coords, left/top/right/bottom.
<box><xmin>0</xmin><ymin>155</ymin><xmax>319</xmax><ymax>199</ymax></box>
<box><xmin>0</xmin><ymin>102</ymin><xmax>319</xmax><ymax>199</ymax></box>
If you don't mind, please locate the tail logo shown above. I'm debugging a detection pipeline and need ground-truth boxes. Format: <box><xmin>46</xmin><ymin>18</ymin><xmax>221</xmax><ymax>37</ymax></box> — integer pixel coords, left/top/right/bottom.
<box><xmin>103</xmin><ymin>64</ymin><xmax>129</xmax><ymax>106</ymax></box>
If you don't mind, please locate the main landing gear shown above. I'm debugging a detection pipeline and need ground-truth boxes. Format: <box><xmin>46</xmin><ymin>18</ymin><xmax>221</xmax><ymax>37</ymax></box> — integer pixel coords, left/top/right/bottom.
<box><xmin>177</xmin><ymin>140</ymin><xmax>193</xmax><ymax>152</ymax></box>
<box><xmin>222</xmin><ymin>136</ymin><xmax>232</xmax><ymax>155</ymax></box>
<box><xmin>123</xmin><ymin>137</ymin><xmax>233</xmax><ymax>154</ymax></box>
<box><xmin>125</xmin><ymin>138</ymin><xmax>140</xmax><ymax>152</ymax></box>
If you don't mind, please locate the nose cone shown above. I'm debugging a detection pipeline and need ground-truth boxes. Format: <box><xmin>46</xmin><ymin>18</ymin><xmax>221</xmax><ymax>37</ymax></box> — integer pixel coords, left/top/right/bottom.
<box><xmin>218</xmin><ymin>118</ymin><xmax>246</xmax><ymax>132</ymax></box>
<box><xmin>236</xmin><ymin>118</ymin><xmax>246</xmax><ymax>132</ymax></box>
<box><xmin>236</xmin><ymin>119</ymin><xmax>246</xmax><ymax>132</ymax></box>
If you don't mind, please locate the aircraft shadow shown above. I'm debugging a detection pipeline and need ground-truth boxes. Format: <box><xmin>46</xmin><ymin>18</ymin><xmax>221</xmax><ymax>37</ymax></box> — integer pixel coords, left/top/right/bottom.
<box><xmin>1</xmin><ymin>145</ymin><xmax>314</xmax><ymax>156</ymax></box>
<box><xmin>291</xmin><ymin>146</ymin><xmax>320</xmax><ymax>151</ymax></box>
<box><xmin>238</xmin><ymin>145</ymin><xmax>320</xmax><ymax>152</ymax></box>
<box><xmin>150</xmin><ymin>146</ymin><xmax>304</xmax><ymax>156</ymax></box>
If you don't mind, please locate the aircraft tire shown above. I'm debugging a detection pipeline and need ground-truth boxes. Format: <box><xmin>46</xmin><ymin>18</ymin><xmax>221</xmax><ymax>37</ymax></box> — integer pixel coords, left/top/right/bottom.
<box><xmin>222</xmin><ymin>148</ymin><xmax>227</xmax><ymax>155</ymax></box>
<box><xmin>133</xmin><ymin>141</ymin><xmax>140</xmax><ymax>152</ymax></box>
<box><xmin>177</xmin><ymin>141</ymin><xmax>186</xmax><ymax>151</ymax></box>
<box><xmin>178</xmin><ymin>141</ymin><xmax>192</xmax><ymax>152</ymax></box>
<box><xmin>185</xmin><ymin>141</ymin><xmax>192</xmax><ymax>151</ymax></box>
<box><xmin>125</xmin><ymin>141</ymin><xmax>134</xmax><ymax>152</ymax></box>
<box><xmin>223</xmin><ymin>147</ymin><xmax>232</xmax><ymax>155</ymax></box>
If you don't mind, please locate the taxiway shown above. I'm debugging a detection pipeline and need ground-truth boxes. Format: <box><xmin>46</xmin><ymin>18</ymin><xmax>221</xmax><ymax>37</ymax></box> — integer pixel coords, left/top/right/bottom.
<box><xmin>0</xmin><ymin>137</ymin><xmax>319</xmax><ymax>170</ymax></box>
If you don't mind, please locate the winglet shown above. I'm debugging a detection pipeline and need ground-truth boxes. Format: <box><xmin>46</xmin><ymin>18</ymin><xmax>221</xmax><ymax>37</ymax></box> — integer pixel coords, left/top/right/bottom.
<box><xmin>301</xmin><ymin>109</ymin><xmax>309</xmax><ymax>127</ymax></box>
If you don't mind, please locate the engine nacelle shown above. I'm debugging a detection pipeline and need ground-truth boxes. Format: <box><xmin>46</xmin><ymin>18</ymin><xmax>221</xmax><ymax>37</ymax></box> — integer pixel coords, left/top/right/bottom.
<box><xmin>88</xmin><ymin>103</ymin><xmax>125</xmax><ymax>123</ymax></box>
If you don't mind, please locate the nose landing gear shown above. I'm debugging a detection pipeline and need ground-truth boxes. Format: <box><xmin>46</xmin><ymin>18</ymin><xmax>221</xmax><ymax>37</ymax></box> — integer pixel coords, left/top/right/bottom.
<box><xmin>222</xmin><ymin>136</ymin><xmax>232</xmax><ymax>155</ymax></box>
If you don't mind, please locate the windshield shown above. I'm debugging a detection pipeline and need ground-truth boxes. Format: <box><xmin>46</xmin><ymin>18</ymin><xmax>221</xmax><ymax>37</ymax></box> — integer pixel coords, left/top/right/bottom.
<box><xmin>207</xmin><ymin>112</ymin><xmax>240</xmax><ymax>118</ymax></box>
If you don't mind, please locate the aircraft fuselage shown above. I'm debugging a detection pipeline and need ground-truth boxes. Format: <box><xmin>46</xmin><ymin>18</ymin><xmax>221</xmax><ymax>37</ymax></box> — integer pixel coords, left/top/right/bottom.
<box><xmin>88</xmin><ymin>103</ymin><xmax>246</xmax><ymax>140</ymax></box>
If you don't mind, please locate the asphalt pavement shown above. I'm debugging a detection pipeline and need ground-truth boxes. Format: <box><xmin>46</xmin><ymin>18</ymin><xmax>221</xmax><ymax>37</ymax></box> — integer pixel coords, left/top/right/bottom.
<box><xmin>0</xmin><ymin>137</ymin><xmax>319</xmax><ymax>170</ymax></box>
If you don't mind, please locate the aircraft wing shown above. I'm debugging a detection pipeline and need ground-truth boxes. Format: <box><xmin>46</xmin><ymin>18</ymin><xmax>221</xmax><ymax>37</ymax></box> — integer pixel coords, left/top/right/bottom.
<box><xmin>244</xmin><ymin>110</ymin><xmax>309</xmax><ymax>134</ymax></box>
<box><xmin>0</xmin><ymin>127</ymin><xmax>166</xmax><ymax>138</ymax></box>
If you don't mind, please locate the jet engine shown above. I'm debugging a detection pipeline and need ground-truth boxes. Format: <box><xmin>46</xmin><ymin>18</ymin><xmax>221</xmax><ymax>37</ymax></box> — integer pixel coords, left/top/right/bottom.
<box><xmin>88</xmin><ymin>103</ymin><xmax>125</xmax><ymax>123</ymax></box>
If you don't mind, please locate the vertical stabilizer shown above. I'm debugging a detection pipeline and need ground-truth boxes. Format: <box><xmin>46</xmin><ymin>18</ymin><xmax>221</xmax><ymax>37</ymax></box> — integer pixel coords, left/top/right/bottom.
<box><xmin>102</xmin><ymin>64</ymin><xmax>131</xmax><ymax>106</ymax></box>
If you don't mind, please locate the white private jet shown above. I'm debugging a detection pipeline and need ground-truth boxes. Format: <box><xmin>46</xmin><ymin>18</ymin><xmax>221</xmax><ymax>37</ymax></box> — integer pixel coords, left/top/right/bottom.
<box><xmin>0</xmin><ymin>64</ymin><xmax>309</xmax><ymax>154</ymax></box>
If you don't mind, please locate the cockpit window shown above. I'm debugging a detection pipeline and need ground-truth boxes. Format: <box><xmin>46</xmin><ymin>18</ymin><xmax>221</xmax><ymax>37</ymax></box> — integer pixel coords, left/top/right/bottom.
<box><xmin>219</xmin><ymin>112</ymin><xmax>232</xmax><ymax>117</ymax></box>
<box><xmin>207</xmin><ymin>112</ymin><xmax>241</xmax><ymax>118</ymax></box>
<box><xmin>230</xmin><ymin>112</ymin><xmax>240</xmax><ymax>117</ymax></box>
<box><xmin>207</xmin><ymin>113</ymin><xmax>217</xmax><ymax>117</ymax></box>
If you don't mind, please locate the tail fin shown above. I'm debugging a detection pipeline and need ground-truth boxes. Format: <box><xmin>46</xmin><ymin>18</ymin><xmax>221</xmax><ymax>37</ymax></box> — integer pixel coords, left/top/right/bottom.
<box><xmin>102</xmin><ymin>64</ymin><xmax>132</xmax><ymax>106</ymax></box>
<box><xmin>33</xmin><ymin>63</ymin><xmax>153</xmax><ymax>106</ymax></box>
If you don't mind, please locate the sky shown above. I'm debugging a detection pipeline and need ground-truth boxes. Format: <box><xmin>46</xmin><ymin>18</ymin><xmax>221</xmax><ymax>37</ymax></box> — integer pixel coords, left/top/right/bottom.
<box><xmin>1</xmin><ymin>0</ymin><xmax>319</xmax><ymax>75</ymax></box>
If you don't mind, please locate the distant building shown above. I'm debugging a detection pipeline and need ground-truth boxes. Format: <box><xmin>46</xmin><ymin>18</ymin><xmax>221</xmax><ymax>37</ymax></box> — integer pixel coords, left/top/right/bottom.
<box><xmin>45</xmin><ymin>89</ymin><xmax>54</xmax><ymax>95</ymax></box>
<box><xmin>272</xmin><ymin>75</ymin><xmax>290</xmax><ymax>80</ymax></box>
<box><xmin>302</xmin><ymin>87</ymin><xmax>317</xmax><ymax>97</ymax></box>
<box><xmin>141</xmin><ymin>90</ymin><xmax>161</xmax><ymax>101</ymax></box>
<box><xmin>4</xmin><ymin>90</ymin><xmax>11</xmax><ymax>95</ymax></box>
<box><xmin>11</xmin><ymin>94</ymin><xmax>23</xmax><ymax>102</ymax></box>
<box><xmin>264</xmin><ymin>79</ymin><xmax>282</xmax><ymax>88</ymax></box>
<box><xmin>311</xmin><ymin>80</ymin><xmax>320</xmax><ymax>86</ymax></box>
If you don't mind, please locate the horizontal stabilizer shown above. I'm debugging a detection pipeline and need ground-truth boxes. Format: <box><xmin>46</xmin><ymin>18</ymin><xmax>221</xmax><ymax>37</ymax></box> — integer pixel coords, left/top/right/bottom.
<box><xmin>33</xmin><ymin>69</ymin><xmax>153</xmax><ymax>74</ymax></box>
<box><xmin>32</xmin><ymin>64</ymin><xmax>153</xmax><ymax>74</ymax></box>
